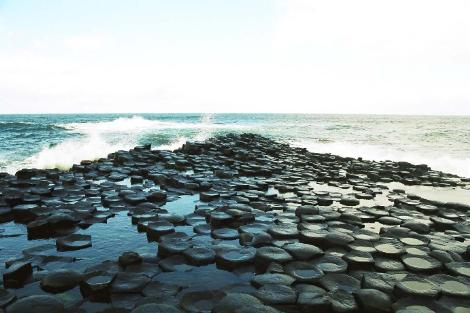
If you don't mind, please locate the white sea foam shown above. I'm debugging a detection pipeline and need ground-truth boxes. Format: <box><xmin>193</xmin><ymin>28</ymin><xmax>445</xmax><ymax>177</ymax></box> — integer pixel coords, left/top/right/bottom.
<box><xmin>6</xmin><ymin>114</ymin><xmax>235</xmax><ymax>173</ymax></box>
<box><xmin>293</xmin><ymin>140</ymin><xmax>470</xmax><ymax>177</ymax></box>
<box><xmin>60</xmin><ymin>115</ymin><xmax>244</xmax><ymax>133</ymax></box>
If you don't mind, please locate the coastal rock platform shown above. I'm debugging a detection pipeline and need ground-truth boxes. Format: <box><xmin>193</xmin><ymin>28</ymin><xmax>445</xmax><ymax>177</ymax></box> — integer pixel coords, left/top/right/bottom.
<box><xmin>1</xmin><ymin>133</ymin><xmax>470</xmax><ymax>312</ymax></box>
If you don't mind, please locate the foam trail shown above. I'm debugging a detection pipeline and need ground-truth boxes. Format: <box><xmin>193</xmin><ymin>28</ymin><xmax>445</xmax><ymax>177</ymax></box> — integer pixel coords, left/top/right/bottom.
<box><xmin>156</xmin><ymin>137</ymin><xmax>189</xmax><ymax>151</ymax></box>
<box><xmin>61</xmin><ymin>115</ymin><xmax>245</xmax><ymax>133</ymax></box>
<box><xmin>293</xmin><ymin>140</ymin><xmax>470</xmax><ymax>177</ymax></box>
<box><xmin>5</xmin><ymin>115</ymin><xmax>231</xmax><ymax>172</ymax></box>
<box><xmin>9</xmin><ymin>133</ymin><xmax>136</xmax><ymax>172</ymax></box>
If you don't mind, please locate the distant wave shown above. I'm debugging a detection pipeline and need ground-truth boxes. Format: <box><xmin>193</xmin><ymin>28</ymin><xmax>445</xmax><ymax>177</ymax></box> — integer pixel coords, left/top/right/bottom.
<box><xmin>0</xmin><ymin>121</ymin><xmax>66</xmax><ymax>132</ymax></box>
<box><xmin>293</xmin><ymin>140</ymin><xmax>470</xmax><ymax>178</ymax></box>
<box><xmin>58</xmin><ymin>115</ymin><xmax>245</xmax><ymax>133</ymax></box>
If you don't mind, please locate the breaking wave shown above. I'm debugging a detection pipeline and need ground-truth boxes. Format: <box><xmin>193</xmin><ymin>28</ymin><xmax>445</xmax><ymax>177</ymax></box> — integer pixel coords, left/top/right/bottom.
<box><xmin>5</xmin><ymin>114</ymin><xmax>241</xmax><ymax>173</ymax></box>
<box><xmin>293</xmin><ymin>140</ymin><xmax>470</xmax><ymax>177</ymax></box>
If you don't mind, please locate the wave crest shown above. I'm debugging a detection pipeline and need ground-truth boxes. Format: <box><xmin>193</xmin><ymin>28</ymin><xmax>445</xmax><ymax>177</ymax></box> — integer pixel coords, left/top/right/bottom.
<box><xmin>60</xmin><ymin>115</ymin><xmax>244</xmax><ymax>134</ymax></box>
<box><xmin>4</xmin><ymin>114</ymin><xmax>230</xmax><ymax>173</ymax></box>
<box><xmin>293</xmin><ymin>140</ymin><xmax>470</xmax><ymax>177</ymax></box>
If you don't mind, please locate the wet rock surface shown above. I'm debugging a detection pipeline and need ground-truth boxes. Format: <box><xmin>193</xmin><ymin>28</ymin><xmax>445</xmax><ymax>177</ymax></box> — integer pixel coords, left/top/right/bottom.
<box><xmin>1</xmin><ymin>133</ymin><xmax>470</xmax><ymax>311</ymax></box>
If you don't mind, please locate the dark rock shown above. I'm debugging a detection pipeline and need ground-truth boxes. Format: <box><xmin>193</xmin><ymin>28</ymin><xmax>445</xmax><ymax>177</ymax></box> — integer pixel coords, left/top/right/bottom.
<box><xmin>80</xmin><ymin>275</ymin><xmax>114</xmax><ymax>302</ymax></box>
<box><xmin>213</xmin><ymin>293</ymin><xmax>266</xmax><ymax>313</ymax></box>
<box><xmin>354</xmin><ymin>288</ymin><xmax>392</xmax><ymax>313</ymax></box>
<box><xmin>401</xmin><ymin>254</ymin><xmax>441</xmax><ymax>273</ymax></box>
<box><xmin>445</xmin><ymin>261</ymin><xmax>470</xmax><ymax>278</ymax></box>
<box><xmin>319</xmin><ymin>273</ymin><xmax>361</xmax><ymax>293</ymax></box>
<box><xmin>119</xmin><ymin>252</ymin><xmax>143</xmax><ymax>267</ymax></box>
<box><xmin>40</xmin><ymin>269</ymin><xmax>83</xmax><ymax>293</ymax></box>
<box><xmin>216</xmin><ymin>247</ymin><xmax>256</xmax><ymax>270</ymax></box>
<box><xmin>298</xmin><ymin>291</ymin><xmax>331</xmax><ymax>313</ymax></box>
<box><xmin>251</xmin><ymin>273</ymin><xmax>295</xmax><ymax>287</ymax></box>
<box><xmin>394</xmin><ymin>274</ymin><xmax>439</xmax><ymax>298</ymax></box>
<box><xmin>111</xmin><ymin>272</ymin><xmax>151</xmax><ymax>293</ymax></box>
<box><xmin>56</xmin><ymin>234</ymin><xmax>92</xmax><ymax>251</ymax></box>
<box><xmin>329</xmin><ymin>289</ymin><xmax>358</xmax><ymax>312</ymax></box>
<box><xmin>283</xmin><ymin>242</ymin><xmax>323</xmax><ymax>260</ymax></box>
<box><xmin>146</xmin><ymin>221</ymin><xmax>175</xmax><ymax>241</ymax></box>
<box><xmin>182</xmin><ymin>247</ymin><xmax>216</xmax><ymax>266</ymax></box>
<box><xmin>0</xmin><ymin>288</ymin><xmax>15</xmax><ymax>308</ymax></box>
<box><xmin>255</xmin><ymin>284</ymin><xmax>297</xmax><ymax>305</ymax></box>
<box><xmin>6</xmin><ymin>295</ymin><xmax>65</xmax><ymax>313</ymax></box>
<box><xmin>312</xmin><ymin>255</ymin><xmax>348</xmax><ymax>274</ymax></box>
<box><xmin>130</xmin><ymin>303</ymin><xmax>182</xmax><ymax>313</ymax></box>
<box><xmin>429</xmin><ymin>274</ymin><xmax>470</xmax><ymax>298</ymax></box>
<box><xmin>3</xmin><ymin>262</ymin><xmax>32</xmax><ymax>288</ymax></box>
<box><xmin>255</xmin><ymin>246</ymin><xmax>293</xmax><ymax>271</ymax></box>
<box><xmin>285</xmin><ymin>261</ymin><xmax>324</xmax><ymax>283</ymax></box>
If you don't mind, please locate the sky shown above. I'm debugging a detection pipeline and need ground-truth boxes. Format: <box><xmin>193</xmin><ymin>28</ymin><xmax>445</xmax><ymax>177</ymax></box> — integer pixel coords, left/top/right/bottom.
<box><xmin>0</xmin><ymin>0</ymin><xmax>469</xmax><ymax>114</ymax></box>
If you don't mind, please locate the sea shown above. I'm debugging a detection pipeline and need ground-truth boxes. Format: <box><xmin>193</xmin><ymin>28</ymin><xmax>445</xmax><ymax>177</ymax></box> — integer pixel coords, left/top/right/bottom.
<box><xmin>1</xmin><ymin>113</ymin><xmax>469</xmax><ymax>178</ymax></box>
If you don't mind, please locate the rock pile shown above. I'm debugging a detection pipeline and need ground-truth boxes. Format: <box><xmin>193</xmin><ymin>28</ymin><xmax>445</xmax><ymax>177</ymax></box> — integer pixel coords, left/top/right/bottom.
<box><xmin>0</xmin><ymin>133</ymin><xmax>469</xmax><ymax>312</ymax></box>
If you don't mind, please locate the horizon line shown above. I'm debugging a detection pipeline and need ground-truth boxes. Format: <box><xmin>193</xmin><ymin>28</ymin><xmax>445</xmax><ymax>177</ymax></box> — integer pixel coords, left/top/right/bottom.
<box><xmin>1</xmin><ymin>112</ymin><xmax>470</xmax><ymax>117</ymax></box>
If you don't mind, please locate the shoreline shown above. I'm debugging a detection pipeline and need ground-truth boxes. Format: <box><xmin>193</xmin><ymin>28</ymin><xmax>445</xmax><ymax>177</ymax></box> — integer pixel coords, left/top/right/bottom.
<box><xmin>1</xmin><ymin>133</ymin><xmax>469</xmax><ymax>312</ymax></box>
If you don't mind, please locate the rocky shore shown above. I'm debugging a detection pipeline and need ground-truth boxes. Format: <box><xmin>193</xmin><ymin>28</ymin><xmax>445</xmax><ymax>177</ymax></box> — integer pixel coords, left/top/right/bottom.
<box><xmin>0</xmin><ymin>133</ymin><xmax>469</xmax><ymax>313</ymax></box>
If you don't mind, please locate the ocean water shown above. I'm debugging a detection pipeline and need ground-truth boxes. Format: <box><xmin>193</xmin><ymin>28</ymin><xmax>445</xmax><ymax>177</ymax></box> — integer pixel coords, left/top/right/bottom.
<box><xmin>0</xmin><ymin>113</ymin><xmax>469</xmax><ymax>178</ymax></box>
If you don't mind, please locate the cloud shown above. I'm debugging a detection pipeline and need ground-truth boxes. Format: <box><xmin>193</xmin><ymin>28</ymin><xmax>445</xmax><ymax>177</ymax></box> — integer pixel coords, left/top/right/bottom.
<box><xmin>0</xmin><ymin>0</ymin><xmax>469</xmax><ymax>114</ymax></box>
<box><xmin>64</xmin><ymin>33</ymin><xmax>110</xmax><ymax>51</ymax></box>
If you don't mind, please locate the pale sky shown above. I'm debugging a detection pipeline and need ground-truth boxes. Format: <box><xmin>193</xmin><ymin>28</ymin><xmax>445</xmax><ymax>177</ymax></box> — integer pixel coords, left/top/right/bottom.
<box><xmin>0</xmin><ymin>0</ymin><xmax>469</xmax><ymax>114</ymax></box>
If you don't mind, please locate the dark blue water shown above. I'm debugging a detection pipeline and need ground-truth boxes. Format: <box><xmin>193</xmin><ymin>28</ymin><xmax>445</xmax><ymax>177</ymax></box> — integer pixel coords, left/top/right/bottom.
<box><xmin>1</xmin><ymin>113</ymin><xmax>470</xmax><ymax>177</ymax></box>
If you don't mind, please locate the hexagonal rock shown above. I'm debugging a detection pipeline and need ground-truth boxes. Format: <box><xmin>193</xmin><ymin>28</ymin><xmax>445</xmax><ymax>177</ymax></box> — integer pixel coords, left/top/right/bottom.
<box><xmin>80</xmin><ymin>275</ymin><xmax>115</xmax><ymax>302</ymax></box>
<box><xmin>2</xmin><ymin>262</ymin><xmax>32</xmax><ymax>288</ymax></box>
<box><xmin>130</xmin><ymin>303</ymin><xmax>182</xmax><ymax>313</ymax></box>
<box><xmin>146</xmin><ymin>221</ymin><xmax>175</xmax><ymax>241</ymax></box>
<box><xmin>6</xmin><ymin>295</ymin><xmax>65</xmax><ymax>313</ymax></box>
<box><xmin>147</xmin><ymin>190</ymin><xmax>167</xmax><ymax>202</ymax></box>
<box><xmin>40</xmin><ymin>269</ymin><xmax>83</xmax><ymax>293</ymax></box>
<box><xmin>325</xmin><ymin>231</ymin><xmax>355</xmax><ymax>248</ymax></box>
<box><xmin>343</xmin><ymin>251</ymin><xmax>374</xmax><ymax>270</ymax></box>
<box><xmin>211</xmin><ymin>228</ymin><xmax>239</xmax><ymax>240</ymax></box>
<box><xmin>374</xmin><ymin>239</ymin><xmax>406</xmax><ymax>257</ymax></box>
<box><xmin>180</xmin><ymin>290</ymin><xmax>225</xmax><ymax>313</ymax></box>
<box><xmin>319</xmin><ymin>273</ymin><xmax>361</xmax><ymax>293</ymax></box>
<box><xmin>251</xmin><ymin>273</ymin><xmax>296</xmax><ymax>288</ymax></box>
<box><xmin>267</xmin><ymin>224</ymin><xmax>299</xmax><ymax>239</ymax></box>
<box><xmin>299</xmin><ymin>229</ymin><xmax>329</xmax><ymax>246</ymax></box>
<box><xmin>401</xmin><ymin>254</ymin><xmax>442</xmax><ymax>273</ymax></box>
<box><xmin>239</xmin><ymin>223</ymin><xmax>270</xmax><ymax>235</ymax></box>
<box><xmin>119</xmin><ymin>251</ymin><xmax>143</xmax><ymax>267</ymax></box>
<box><xmin>354</xmin><ymin>289</ymin><xmax>392</xmax><ymax>313</ymax></box>
<box><xmin>445</xmin><ymin>262</ymin><xmax>470</xmax><ymax>278</ymax></box>
<box><xmin>159</xmin><ymin>255</ymin><xmax>193</xmax><ymax>272</ymax></box>
<box><xmin>285</xmin><ymin>261</ymin><xmax>324</xmax><ymax>283</ymax></box>
<box><xmin>429</xmin><ymin>274</ymin><xmax>470</xmax><ymax>298</ymax></box>
<box><xmin>255</xmin><ymin>246</ymin><xmax>293</xmax><ymax>271</ymax></box>
<box><xmin>0</xmin><ymin>288</ymin><xmax>16</xmax><ymax>308</ymax></box>
<box><xmin>312</xmin><ymin>255</ymin><xmax>348</xmax><ymax>274</ymax></box>
<box><xmin>158</xmin><ymin>235</ymin><xmax>192</xmax><ymax>257</ymax></box>
<box><xmin>255</xmin><ymin>284</ymin><xmax>297</xmax><ymax>305</ymax></box>
<box><xmin>297</xmin><ymin>291</ymin><xmax>330</xmax><ymax>312</ymax></box>
<box><xmin>56</xmin><ymin>234</ymin><xmax>92</xmax><ymax>251</ymax></box>
<box><xmin>212</xmin><ymin>293</ymin><xmax>266</xmax><ymax>313</ymax></box>
<box><xmin>200</xmin><ymin>192</ymin><xmax>220</xmax><ymax>202</ymax></box>
<box><xmin>394</xmin><ymin>275</ymin><xmax>439</xmax><ymax>298</ymax></box>
<box><xmin>340</xmin><ymin>196</ymin><xmax>360</xmax><ymax>206</ymax></box>
<box><xmin>216</xmin><ymin>247</ymin><xmax>257</xmax><ymax>270</ymax></box>
<box><xmin>182</xmin><ymin>247</ymin><xmax>216</xmax><ymax>266</ymax></box>
<box><xmin>283</xmin><ymin>242</ymin><xmax>323</xmax><ymax>261</ymax></box>
<box><xmin>361</xmin><ymin>272</ymin><xmax>397</xmax><ymax>295</ymax></box>
<box><xmin>111</xmin><ymin>272</ymin><xmax>151</xmax><ymax>293</ymax></box>
<box><xmin>329</xmin><ymin>289</ymin><xmax>358</xmax><ymax>312</ymax></box>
